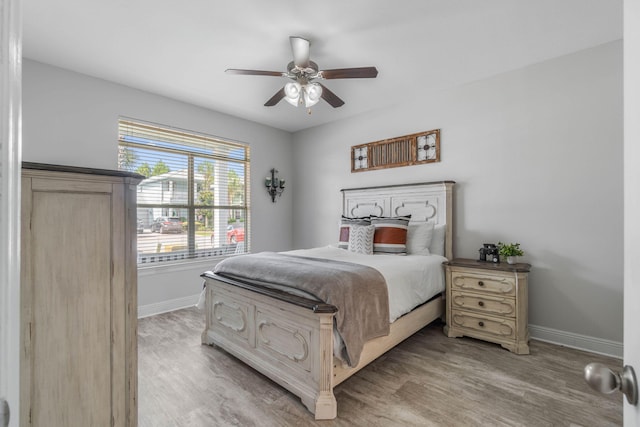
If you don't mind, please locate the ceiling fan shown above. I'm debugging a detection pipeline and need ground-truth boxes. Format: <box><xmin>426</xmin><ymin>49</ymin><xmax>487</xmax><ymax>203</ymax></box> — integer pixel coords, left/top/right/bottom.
<box><xmin>225</xmin><ymin>36</ymin><xmax>378</xmax><ymax>109</ymax></box>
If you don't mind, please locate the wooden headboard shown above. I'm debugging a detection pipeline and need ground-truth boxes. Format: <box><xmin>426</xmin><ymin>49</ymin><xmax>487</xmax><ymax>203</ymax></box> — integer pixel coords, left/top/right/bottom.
<box><xmin>341</xmin><ymin>181</ymin><xmax>455</xmax><ymax>259</ymax></box>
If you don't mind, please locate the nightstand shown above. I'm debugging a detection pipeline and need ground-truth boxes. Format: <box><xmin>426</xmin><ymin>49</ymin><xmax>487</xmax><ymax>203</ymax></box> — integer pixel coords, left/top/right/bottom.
<box><xmin>443</xmin><ymin>258</ymin><xmax>531</xmax><ymax>355</ymax></box>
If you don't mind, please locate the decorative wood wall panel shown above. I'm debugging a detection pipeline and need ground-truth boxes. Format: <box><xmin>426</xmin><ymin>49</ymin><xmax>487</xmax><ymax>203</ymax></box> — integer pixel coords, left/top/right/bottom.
<box><xmin>351</xmin><ymin>129</ymin><xmax>440</xmax><ymax>172</ymax></box>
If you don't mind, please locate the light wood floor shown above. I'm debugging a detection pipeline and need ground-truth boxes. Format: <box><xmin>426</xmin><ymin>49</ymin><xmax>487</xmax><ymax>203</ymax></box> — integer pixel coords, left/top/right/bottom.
<box><xmin>138</xmin><ymin>308</ymin><xmax>622</xmax><ymax>426</ymax></box>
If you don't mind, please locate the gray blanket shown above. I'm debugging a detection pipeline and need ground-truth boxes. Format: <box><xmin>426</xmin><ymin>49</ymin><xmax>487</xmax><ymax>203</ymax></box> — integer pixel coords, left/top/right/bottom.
<box><xmin>213</xmin><ymin>252</ymin><xmax>390</xmax><ymax>366</ymax></box>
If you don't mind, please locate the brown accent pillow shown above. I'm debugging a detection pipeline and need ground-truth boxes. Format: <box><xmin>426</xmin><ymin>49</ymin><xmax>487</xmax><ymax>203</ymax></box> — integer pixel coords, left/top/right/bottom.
<box><xmin>370</xmin><ymin>216</ymin><xmax>411</xmax><ymax>255</ymax></box>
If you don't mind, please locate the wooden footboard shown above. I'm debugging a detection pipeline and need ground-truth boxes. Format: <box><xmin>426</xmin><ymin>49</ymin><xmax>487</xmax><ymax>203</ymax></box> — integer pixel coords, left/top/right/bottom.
<box><xmin>201</xmin><ymin>274</ymin><xmax>339</xmax><ymax>419</ymax></box>
<box><xmin>201</xmin><ymin>273</ymin><xmax>444</xmax><ymax>420</ymax></box>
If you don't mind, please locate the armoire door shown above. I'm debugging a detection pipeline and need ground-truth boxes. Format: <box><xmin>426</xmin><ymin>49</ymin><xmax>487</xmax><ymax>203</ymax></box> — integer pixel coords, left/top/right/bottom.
<box><xmin>21</xmin><ymin>167</ymin><xmax>139</xmax><ymax>427</ymax></box>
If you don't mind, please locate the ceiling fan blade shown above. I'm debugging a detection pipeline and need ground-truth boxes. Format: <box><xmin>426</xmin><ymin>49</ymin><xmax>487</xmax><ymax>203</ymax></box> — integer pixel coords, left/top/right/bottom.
<box><xmin>318</xmin><ymin>83</ymin><xmax>345</xmax><ymax>108</ymax></box>
<box><xmin>320</xmin><ymin>67</ymin><xmax>379</xmax><ymax>79</ymax></box>
<box><xmin>290</xmin><ymin>36</ymin><xmax>310</xmax><ymax>68</ymax></box>
<box><xmin>264</xmin><ymin>87</ymin><xmax>286</xmax><ymax>107</ymax></box>
<box><xmin>226</xmin><ymin>69</ymin><xmax>285</xmax><ymax>77</ymax></box>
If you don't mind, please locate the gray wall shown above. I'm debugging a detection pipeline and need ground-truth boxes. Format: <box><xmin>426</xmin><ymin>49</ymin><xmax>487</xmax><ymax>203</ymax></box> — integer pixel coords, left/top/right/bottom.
<box><xmin>292</xmin><ymin>41</ymin><xmax>623</xmax><ymax>346</ymax></box>
<box><xmin>22</xmin><ymin>59</ymin><xmax>294</xmax><ymax>309</ymax></box>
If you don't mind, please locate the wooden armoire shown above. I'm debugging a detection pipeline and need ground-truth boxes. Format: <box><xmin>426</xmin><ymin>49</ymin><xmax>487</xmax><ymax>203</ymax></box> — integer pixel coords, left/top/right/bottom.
<box><xmin>20</xmin><ymin>162</ymin><xmax>142</xmax><ymax>426</ymax></box>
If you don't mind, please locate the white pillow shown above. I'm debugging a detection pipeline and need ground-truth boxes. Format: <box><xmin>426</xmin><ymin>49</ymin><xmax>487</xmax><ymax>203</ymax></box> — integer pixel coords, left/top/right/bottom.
<box><xmin>348</xmin><ymin>224</ymin><xmax>375</xmax><ymax>255</ymax></box>
<box><xmin>429</xmin><ymin>224</ymin><xmax>446</xmax><ymax>257</ymax></box>
<box><xmin>406</xmin><ymin>222</ymin><xmax>434</xmax><ymax>255</ymax></box>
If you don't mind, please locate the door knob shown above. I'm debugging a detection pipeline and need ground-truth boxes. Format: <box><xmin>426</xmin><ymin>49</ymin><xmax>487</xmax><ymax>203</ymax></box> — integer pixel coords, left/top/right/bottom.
<box><xmin>584</xmin><ymin>363</ymin><xmax>638</xmax><ymax>405</ymax></box>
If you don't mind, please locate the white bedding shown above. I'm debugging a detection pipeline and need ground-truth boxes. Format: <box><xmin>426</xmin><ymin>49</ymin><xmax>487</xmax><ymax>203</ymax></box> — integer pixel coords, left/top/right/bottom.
<box><xmin>285</xmin><ymin>246</ymin><xmax>447</xmax><ymax>322</ymax></box>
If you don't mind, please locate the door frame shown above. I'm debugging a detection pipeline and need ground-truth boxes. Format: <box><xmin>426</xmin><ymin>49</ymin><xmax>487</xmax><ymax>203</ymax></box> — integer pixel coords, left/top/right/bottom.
<box><xmin>624</xmin><ymin>0</ymin><xmax>639</xmax><ymax>423</ymax></box>
<box><xmin>0</xmin><ymin>0</ymin><xmax>22</xmax><ymax>425</ymax></box>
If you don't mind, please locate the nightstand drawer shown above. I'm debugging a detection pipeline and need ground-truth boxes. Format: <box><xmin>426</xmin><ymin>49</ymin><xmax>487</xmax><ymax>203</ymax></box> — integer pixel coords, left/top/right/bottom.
<box><xmin>451</xmin><ymin>291</ymin><xmax>515</xmax><ymax>317</ymax></box>
<box><xmin>451</xmin><ymin>312</ymin><xmax>516</xmax><ymax>340</ymax></box>
<box><xmin>451</xmin><ymin>271</ymin><xmax>516</xmax><ymax>296</ymax></box>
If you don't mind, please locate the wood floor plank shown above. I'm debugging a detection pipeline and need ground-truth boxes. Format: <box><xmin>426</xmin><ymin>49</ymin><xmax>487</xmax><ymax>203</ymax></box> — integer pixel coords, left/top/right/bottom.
<box><xmin>138</xmin><ymin>308</ymin><xmax>622</xmax><ymax>426</ymax></box>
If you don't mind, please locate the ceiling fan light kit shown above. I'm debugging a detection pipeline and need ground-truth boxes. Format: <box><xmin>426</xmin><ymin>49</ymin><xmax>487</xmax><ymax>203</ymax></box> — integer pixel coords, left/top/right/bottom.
<box><xmin>226</xmin><ymin>36</ymin><xmax>378</xmax><ymax>110</ymax></box>
<box><xmin>284</xmin><ymin>81</ymin><xmax>322</xmax><ymax>107</ymax></box>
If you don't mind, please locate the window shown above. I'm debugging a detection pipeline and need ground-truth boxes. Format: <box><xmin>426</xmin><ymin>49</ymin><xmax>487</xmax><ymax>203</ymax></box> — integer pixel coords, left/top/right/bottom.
<box><xmin>118</xmin><ymin>118</ymin><xmax>250</xmax><ymax>264</ymax></box>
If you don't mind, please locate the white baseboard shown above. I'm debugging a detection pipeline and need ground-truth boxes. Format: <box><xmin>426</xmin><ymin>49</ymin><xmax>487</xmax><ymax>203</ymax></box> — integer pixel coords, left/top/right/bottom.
<box><xmin>529</xmin><ymin>324</ymin><xmax>623</xmax><ymax>359</ymax></box>
<box><xmin>138</xmin><ymin>294</ymin><xmax>201</xmax><ymax>319</ymax></box>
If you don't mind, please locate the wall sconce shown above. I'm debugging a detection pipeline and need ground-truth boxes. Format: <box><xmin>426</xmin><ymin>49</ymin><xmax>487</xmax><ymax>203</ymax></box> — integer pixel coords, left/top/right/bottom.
<box><xmin>265</xmin><ymin>168</ymin><xmax>285</xmax><ymax>202</ymax></box>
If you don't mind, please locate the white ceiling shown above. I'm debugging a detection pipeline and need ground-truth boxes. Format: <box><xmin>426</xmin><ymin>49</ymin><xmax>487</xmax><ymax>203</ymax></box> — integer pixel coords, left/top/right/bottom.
<box><xmin>23</xmin><ymin>1</ymin><xmax>622</xmax><ymax>133</ymax></box>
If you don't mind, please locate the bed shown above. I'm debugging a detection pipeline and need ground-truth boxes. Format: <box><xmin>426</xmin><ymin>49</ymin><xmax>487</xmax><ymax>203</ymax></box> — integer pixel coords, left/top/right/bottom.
<box><xmin>200</xmin><ymin>181</ymin><xmax>455</xmax><ymax>419</ymax></box>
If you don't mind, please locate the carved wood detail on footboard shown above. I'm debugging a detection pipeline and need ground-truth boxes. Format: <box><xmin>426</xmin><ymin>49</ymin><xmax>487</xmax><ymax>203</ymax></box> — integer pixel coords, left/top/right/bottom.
<box><xmin>201</xmin><ymin>274</ymin><xmax>338</xmax><ymax>420</ymax></box>
<box><xmin>256</xmin><ymin>315</ymin><xmax>311</xmax><ymax>366</ymax></box>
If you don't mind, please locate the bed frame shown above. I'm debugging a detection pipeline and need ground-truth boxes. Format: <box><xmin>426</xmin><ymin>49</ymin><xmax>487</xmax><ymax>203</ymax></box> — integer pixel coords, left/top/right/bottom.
<box><xmin>201</xmin><ymin>181</ymin><xmax>454</xmax><ymax>419</ymax></box>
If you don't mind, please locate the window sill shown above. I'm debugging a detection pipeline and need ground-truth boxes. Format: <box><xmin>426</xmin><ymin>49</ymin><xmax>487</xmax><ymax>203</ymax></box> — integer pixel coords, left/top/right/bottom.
<box><xmin>137</xmin><ymin>254</ymin><xmax>241</xmax><ymax>277</ymax></box>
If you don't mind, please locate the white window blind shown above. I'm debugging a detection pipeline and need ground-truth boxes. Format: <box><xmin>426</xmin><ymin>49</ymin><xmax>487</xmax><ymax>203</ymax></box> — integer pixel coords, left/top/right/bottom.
<box><xmin>118</xmin><ymin>118</ymin><xmax>250</xmax><ymax>264</ymax></box>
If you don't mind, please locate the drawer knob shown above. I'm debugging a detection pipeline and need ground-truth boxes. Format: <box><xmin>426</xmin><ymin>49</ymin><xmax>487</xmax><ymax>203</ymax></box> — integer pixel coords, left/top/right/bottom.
<box><xmin>478</xmin><ymin>321</ymin><xmax>485</xmax><ymax>327</ymax></box>
<box><xmin>478</xmin><ymin>281</ymin><xmax>485</xmax><ymax>287</ymax></box>
<box><xmin>478</xmin><ymin>301</ymin><xmax>485</xmax><ymax>307</ymax></box>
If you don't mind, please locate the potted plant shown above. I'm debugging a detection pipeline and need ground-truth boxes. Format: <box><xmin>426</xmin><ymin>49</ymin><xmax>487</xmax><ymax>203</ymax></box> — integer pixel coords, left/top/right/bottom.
<box><xmin>498</xmin><ymin>242</ymin><xmax>524</xmax><ymax>265</ymax></box>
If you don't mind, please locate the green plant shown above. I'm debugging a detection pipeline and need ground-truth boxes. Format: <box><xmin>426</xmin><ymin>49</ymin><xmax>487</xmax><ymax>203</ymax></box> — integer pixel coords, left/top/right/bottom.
<box><xmin>498</xmin><ymin>242</ymin><xmax>524</xmax><ymax>258</ymax></box>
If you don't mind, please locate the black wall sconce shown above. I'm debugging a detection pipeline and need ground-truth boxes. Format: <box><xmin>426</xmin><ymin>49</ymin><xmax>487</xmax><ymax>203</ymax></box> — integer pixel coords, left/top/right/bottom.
<box><xmin>265</xmin><ymin>168</ymin><xmax>285</xmax><ymax>202</ymax></box>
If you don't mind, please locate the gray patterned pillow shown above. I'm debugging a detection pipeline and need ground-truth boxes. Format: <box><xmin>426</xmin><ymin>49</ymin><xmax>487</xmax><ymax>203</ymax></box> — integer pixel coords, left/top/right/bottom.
<box><xmin>338</xmin><ymin>216</ymin><xmax>371</xmax><ymax>249</ymax></box>
<box><xmin>347</xmin><ymin>224</ymin><xmax>375</xmax><ymax>255</ymax></box>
